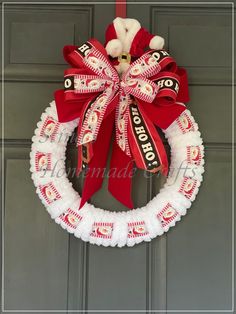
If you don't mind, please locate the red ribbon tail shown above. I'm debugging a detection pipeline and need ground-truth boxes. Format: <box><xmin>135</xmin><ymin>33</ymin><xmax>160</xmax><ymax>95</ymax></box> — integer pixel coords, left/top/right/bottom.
<box><xmin>79</xmin><ymin>112</ymin><xmax>115</xmax><ymax>209</ymax></box>
<box><xmin>108</xmin><ymin>141</ymin><xmax>134</xmax><ymax>209</ymax></box>
<box><xmin>176</xmin><ymin>67</ymin><xmax>189</xmax><ymax>103</ymax></box>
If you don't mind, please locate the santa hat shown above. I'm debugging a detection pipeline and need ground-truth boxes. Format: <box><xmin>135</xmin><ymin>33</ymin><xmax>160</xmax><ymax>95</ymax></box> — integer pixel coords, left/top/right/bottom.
<box><xmin>105</xmin><ymin>17</ymin><xmax>164</xmax><ymax>58</ymax></box>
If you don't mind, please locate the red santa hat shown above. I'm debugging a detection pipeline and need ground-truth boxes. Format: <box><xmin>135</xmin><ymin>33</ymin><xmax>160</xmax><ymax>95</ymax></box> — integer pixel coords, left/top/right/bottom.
<box><xmin>105</xmin><ymin>17</ymin><xmax>164</xmax><ymax>58</ymax></box>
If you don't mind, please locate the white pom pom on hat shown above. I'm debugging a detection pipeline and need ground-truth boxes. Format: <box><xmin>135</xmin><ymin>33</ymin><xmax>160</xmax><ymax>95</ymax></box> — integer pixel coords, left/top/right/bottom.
<box><xmin>105</xmin><ymin>39</ymin><xmax>123</xmax><ymax>58</ymax></box>
<box><xmin>149</xmin><ymin>35</ymin><xmax>165</xmax><ymax>50</ymax></box>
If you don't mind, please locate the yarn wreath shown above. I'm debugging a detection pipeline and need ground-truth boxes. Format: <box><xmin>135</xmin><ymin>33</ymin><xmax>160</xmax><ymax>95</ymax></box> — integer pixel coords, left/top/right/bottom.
<box><xmin>30</xmin><ymin>18</ymin><xmax>204</xmax><ymax>247</ymax></box>
<box><xmin>30</xmin><ymin>101</ymin><xmax>204</xmax><ymax>247</ymax></box>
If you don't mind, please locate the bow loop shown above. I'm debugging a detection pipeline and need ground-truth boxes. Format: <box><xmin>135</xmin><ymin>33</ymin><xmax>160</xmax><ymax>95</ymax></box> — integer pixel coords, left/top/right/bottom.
<box><xmin>122</xmin><ymin>77</ymin><xmax>159</xmax><ymax>103</ymax></box>
<box><xmin>125</xmin><ymin>49</ymin><xmax>175</xmax><ymax>79</ymax></box>
<box><xmin>73</xmin><ymin>75</ymin><xmax>111</xmax><ymax>94</ymax></box>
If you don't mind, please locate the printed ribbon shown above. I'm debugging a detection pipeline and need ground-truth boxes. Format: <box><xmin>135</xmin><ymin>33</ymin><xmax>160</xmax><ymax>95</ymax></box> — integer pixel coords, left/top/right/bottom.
<box><xmin>55</xmin><ymin>39</ymin><xmax>189</xmax><ymax>209</ymax></box>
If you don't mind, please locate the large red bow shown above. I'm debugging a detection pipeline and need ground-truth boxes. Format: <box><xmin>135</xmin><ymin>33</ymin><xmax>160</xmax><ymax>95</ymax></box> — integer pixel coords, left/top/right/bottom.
<box><xmin>55</xmin><ymin>39</ymin><xmax>189</xmax><ymax>209</ymax></box>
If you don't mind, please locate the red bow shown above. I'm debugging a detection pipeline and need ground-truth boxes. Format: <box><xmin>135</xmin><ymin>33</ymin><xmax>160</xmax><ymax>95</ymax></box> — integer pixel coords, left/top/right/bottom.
<box><xmin>55</xmin><ymin>39</ymin><xmax>189</xmax><ymax>209</ymax></box>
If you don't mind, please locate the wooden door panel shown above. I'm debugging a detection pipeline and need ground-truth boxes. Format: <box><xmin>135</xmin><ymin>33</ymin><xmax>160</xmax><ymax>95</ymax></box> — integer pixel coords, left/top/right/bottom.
<box><xmin>87</xmin><ymin>244</ymin><xmax>148</xmax><ymax>311</ymax></box>
<box><xmin>4</xmin><ymin>4</ymin><xmax>93</xmax><ymax>81</ymax></box>
<box><xmin>4</xmin><ymin>157</ymin><xmax>69</xmax><ymax>311</ymax></box>
<box><xmin>166</xmin><ymin>149</ymin><xmax>232</xmax><ymax>310</ymax></box>
<box><xmin>4</xmin><ymin>82</ymin><xmax>61</xmax><ymax>140</ymax></box>
<box><xmin>153</xmin><ymin>5</ymin><xmax>231</xmax><ymax>85</ymax></box>
<box><xmin>189</xmin><ymin>85</ymin><xmax>232</xmax><ymax>143</ymax></box>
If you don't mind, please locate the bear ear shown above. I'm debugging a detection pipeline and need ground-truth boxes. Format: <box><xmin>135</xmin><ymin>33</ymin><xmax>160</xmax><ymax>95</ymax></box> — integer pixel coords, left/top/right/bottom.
<box><xmin>149</xmin><ymin>35</ymin><xmax>165</xmax><ymax>50</ymax></box>
<box><xmin>105</xmin><ymin>39</ymin><xmax>123</xmax><ymax>57</ymax></box>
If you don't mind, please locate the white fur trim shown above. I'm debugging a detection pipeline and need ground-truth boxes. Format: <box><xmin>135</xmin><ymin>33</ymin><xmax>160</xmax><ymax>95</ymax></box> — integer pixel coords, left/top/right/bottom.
<box><xmin>113</xmin><ymin>17</ymin><xmax>141</xmax><ymax>53</ymax></box>
<box><xmin>149</xmin><ymin>35</ymin><xmax>165</xmax><ymax>50</ymax></box>
<box><xmin>30</xmin><ymin>102</ymin><xmax>205</xmax><ymax>247</ymax></box>
<box><xmin>105</xmin><ymin>39</ymin><xmax>123</xmax><ymax>57</ymax></box>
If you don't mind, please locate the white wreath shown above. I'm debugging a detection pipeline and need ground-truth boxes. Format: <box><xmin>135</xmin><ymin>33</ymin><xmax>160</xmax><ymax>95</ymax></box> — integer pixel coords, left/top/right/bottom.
<box><xmin>30</xmin><ymin>101</ymin><xmax>204</xmax><ymax>247</ymax></box>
